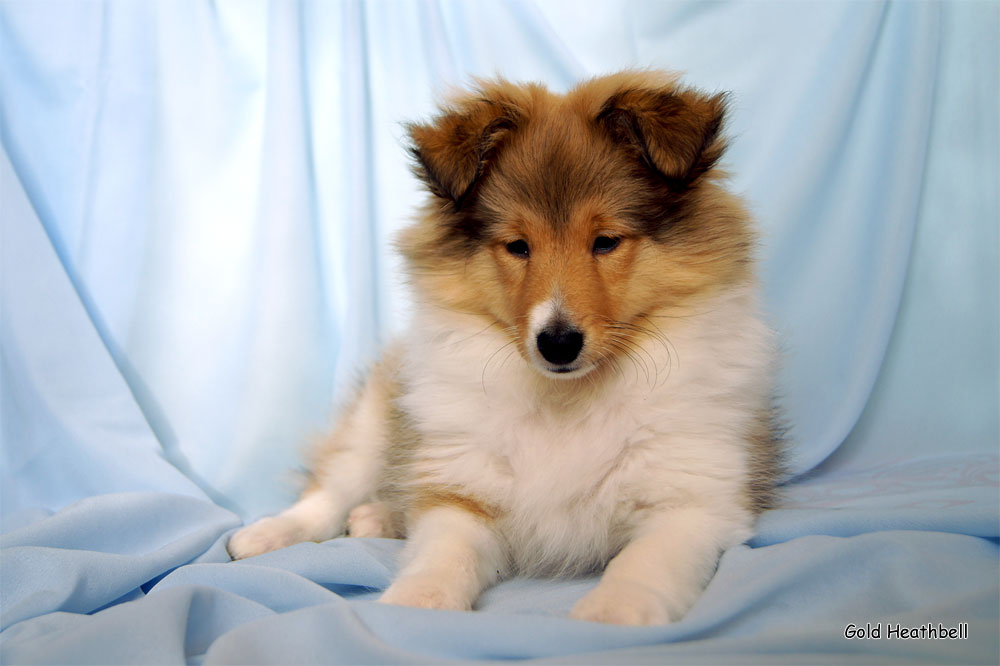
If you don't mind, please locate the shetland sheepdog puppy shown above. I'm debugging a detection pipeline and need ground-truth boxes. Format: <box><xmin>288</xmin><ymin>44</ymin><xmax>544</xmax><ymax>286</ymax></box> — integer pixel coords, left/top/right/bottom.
<box><xmin>228</xmin><ymin>70</ymin><xmax>782</xmax><ymax>625</ymax></box>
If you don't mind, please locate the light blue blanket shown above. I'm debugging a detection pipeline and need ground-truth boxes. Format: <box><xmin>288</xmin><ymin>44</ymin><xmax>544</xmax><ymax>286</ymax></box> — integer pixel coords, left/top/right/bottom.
<box><xmin>2</xmin><ymin>1</ymin><xmax>997</xmax><ymax>663</ymax></box>
<box><xmin>3</xmin><ymin>465</ymin><xmax>997</xmax><ymax>663</ymax></box>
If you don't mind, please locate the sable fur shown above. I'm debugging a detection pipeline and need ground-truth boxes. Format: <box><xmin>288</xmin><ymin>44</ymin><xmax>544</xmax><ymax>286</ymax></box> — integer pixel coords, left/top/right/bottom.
<box><xmin>228</xmin><ymin>70</ymin><xmax>783</xmax><ymax>625</ymax></box>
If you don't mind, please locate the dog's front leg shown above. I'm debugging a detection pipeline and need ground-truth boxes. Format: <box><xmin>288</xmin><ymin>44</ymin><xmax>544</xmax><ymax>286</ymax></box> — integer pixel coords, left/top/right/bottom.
<box><xmin>570</xmin><ymin>506</ymin><xmax>753</xmax><ymax>625</ymax></box>
<box><xmin>380</xmin><ymin>503</ymin><xmax>506</xmax><ymax>611</ymax></box>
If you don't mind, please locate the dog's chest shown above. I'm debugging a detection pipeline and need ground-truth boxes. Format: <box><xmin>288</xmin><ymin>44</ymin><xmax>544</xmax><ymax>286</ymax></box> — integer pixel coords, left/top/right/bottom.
<box><xmin>504</xmin><ymin>405</ymin><xmax>660</xmax><ymax>572</ymax></box>
<box><xmin>494</xmin><ymin>406</ymin><xmax>641</xmax><ymax>499</ymax></box>
<box><xmin>413</xmin><ymin>384</ymin><xmax>660</xmax><ymax>572</ymax></box>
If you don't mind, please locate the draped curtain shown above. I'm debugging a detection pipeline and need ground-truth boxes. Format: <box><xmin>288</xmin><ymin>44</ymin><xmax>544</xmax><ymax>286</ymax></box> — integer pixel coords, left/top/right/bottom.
<box><xmin>2</xmin><ymin>0</ymin><xmax>996</xmax><ymax>522</ymax></box>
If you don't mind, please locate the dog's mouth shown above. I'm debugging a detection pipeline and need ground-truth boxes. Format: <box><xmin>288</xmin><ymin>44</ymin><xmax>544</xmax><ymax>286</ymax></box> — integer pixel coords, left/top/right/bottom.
<box><xmin>536</xmin><ymin>361</ymin><xmax>596</xmax><ymax>379</ymax></box>
<box><xmin>536</xmin><ymin>363</ymin><xmax>594</xmax><ymax>380</ymax></box>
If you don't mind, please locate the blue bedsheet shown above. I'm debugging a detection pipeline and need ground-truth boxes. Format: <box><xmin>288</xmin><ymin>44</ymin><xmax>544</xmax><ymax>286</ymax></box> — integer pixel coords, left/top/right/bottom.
<box><xmin>2</xmin><ymin>1</ymin><xmax>997</xmax><ymax>663</ymax></box>
<box><xmin>3</xmin><ymin>462</ymin><xmax>997</xmax><ymax>663</ymax></box>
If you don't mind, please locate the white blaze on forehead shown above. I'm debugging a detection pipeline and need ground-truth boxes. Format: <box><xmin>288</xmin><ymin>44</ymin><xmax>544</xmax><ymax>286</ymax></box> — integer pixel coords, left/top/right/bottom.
<box><xmin>528</xmin><ymin>298</ymin><xmax>560</xmax><ymax>335</ymax></box>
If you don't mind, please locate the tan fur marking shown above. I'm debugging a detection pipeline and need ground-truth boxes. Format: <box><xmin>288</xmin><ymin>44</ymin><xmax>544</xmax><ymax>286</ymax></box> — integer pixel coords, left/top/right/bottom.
<box><xmin>299</xmin><ymin>346</ymin><xmax>399</xmax><ymax>496</ymax></box>
<box><xmin>410</xmin><ymin>487</ymin><xmax>500</xmax><ymax>523</ymax></box>
<box><xmin>743</xmin><ymin>405</ymin><xmax>786</xmax><ymax>513</ymax></box>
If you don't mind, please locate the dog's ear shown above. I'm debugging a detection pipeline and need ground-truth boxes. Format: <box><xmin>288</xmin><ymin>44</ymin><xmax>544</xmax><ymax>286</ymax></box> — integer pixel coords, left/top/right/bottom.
<box><xmin>407</xmin><ymin>95</ymin><xmax>520</xmax><ymax>207</ymax></box>
<box><xmin>598</xmin><ymin>86</ymin><xmax>728</xmax><ymax>186</ymax></box>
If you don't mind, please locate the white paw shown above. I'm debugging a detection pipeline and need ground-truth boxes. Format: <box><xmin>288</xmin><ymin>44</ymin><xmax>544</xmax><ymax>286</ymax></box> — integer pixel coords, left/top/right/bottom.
<box><xmin>379</xmin><ymin>574</ymin><xmax>473</xmax><ymax>611</ymax></box>
<box><xmin>346</xmin><ymin>502</ymin><xmax>394</xmax><ymax>538</ymax></box>
<box><xmin>227</xmin><ymin>516</ymin><xmax>308</xmax><ymax>560</ymax></box>
<box><xmin>570</xmin><ymin>579</ymin><xmax>673</xmax><ymax>626</ymax></box>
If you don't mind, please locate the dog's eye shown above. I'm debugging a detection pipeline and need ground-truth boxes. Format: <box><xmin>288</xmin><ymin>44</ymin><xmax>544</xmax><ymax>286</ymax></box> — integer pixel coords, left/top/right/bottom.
<box><xmin>506</xmin><ymin>240</ymin><xmax>530</xmax><ymax>258</ymax></box>
<box><xmin>592</xmin><ymin>236</ymin><xmax>621</xmax><ymax>255</ymax></box>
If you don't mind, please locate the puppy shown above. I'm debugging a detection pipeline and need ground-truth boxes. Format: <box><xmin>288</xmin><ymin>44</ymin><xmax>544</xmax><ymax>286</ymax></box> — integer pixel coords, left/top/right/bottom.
<box><xmin>228</xmin><ymin>70</ymin><xmax>782</xmax><ymax>626</ymax></box>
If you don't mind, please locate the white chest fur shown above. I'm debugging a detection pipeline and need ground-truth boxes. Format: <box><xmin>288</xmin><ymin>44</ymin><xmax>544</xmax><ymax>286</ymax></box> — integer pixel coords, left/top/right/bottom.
<box><xmin>397</xmin><ymin>287</ymin><xmax>771</xmax><ymax>574</ymax></box>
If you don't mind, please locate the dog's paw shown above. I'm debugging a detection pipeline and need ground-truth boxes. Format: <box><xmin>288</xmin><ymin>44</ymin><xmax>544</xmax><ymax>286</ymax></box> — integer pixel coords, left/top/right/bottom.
<box><xmin>570</xmin><ymin>579</ymin><xmax>672</xmax><ymax>626</ymax></box>
<box><xmin>379</xmin><ymin>574</ymin><xmax>473</xmax><ymax>611</ymax></box>
<box><xmin>346</xmin><ymin>502</ymin><xmax>394</xmax><ymax>538</ymax></box>
<box><xmin>227</xmin><ymin>516</ymin><xmax>308</xmax><ymax>560</ymax></box>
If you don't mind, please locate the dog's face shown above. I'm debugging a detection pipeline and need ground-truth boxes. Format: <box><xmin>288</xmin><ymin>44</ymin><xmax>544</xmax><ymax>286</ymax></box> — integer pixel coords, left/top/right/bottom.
<box><xmin>401</xmin><ymin>72</ymin><xmax>754</xmax><ymax>380</ymax></box>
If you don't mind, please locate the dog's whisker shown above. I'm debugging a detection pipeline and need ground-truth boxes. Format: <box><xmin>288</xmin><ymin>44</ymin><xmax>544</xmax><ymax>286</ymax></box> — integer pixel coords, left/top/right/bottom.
<box><xmin>447</xmin><ymin>320</ymin><xmax>501</xmax><ymax>347</ymax></box>
<box><xmin>607</xmin><ymin>333</ymin><xmax>654</xmax><ymax>386</ymax></box>
<box><xmin>481</xmin><ymin>340</ymin><xmax>517</xmax><ymax>395</ymax></box>
<box><xmin>604</xmin><ymin>339</ymin><xmax>643</xmax><ymax>385</ymax></box>
<box><xmin>637</xmin><ymin>317</ymin><xmax>681</xmax><ymax>376</ymax></box>
<box><xmin>600</xmin><ymin>317</ymin><xmax>679</xmax><ymax>387</ymax></box>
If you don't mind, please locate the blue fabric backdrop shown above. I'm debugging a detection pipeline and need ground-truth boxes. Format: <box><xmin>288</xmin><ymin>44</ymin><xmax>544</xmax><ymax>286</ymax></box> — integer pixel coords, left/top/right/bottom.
<box><xmin>1</xmin><ymin>1</ymin><xmax>997</xmax><ymax>663</ymax></box>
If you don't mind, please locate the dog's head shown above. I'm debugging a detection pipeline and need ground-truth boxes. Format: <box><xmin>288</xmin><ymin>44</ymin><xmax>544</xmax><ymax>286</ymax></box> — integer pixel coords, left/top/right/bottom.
<box><xmin>400</xmin><ymin>71</ymin><xmax>754</xmax><ymax>380</ymax></box>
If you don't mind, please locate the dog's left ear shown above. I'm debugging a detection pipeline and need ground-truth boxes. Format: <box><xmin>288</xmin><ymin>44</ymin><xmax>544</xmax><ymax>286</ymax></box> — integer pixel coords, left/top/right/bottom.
<box><xmin>598</xmin><ymin>86</ymin><xmax>728</xmax><ymax>186</ymax></box>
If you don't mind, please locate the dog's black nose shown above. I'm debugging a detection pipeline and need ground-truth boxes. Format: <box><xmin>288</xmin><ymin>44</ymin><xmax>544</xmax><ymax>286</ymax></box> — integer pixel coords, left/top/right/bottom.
<box><xmin>536</xmin><ymin>324</ymin><xmax>584</xmax><ymax>366</ymax></box>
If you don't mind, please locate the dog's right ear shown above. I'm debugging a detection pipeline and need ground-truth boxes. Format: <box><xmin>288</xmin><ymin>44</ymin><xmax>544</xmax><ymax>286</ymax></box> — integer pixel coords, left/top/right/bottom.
<box><xmin>407</xmin><ymin>94</ymin><xmax>521</xmax><ymax>207</ymax></box>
